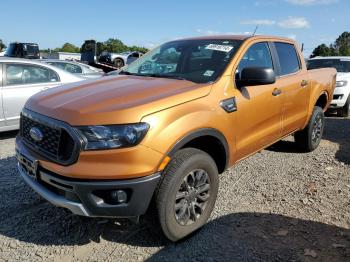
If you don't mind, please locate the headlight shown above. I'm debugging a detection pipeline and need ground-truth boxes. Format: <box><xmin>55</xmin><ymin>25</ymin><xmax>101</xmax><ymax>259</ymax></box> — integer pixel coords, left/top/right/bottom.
<box><xmin>336</xmin><ymin>80</ymin><xmax>348</xmax><ymax>87</ymax></box>
<box><xmin>76</xmin><ymin>123</ymin><xmax>149</xmax><ymax>150</ymax></box>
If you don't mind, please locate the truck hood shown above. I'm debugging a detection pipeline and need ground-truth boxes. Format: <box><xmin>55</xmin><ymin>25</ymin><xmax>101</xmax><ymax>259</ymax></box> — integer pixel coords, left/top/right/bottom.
<box><xmin>25</xmin><ymin>75</ymin><xmax>211</xmax><ymax>125</ymax></box>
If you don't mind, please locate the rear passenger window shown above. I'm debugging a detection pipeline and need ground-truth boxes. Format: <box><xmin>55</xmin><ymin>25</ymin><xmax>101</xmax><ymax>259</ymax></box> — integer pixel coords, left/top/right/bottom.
<box><xmin>274</xmin><ymin>42</ymin><xmax>300</xmax><ymax>76</ymax></box>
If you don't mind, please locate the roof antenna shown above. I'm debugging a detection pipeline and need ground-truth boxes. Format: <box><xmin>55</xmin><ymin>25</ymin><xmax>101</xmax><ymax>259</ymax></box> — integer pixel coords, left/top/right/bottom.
<box><xmin>252</xmin><ymin>25</ymin><xmax>259</xmax><ymax>36</ymax></box>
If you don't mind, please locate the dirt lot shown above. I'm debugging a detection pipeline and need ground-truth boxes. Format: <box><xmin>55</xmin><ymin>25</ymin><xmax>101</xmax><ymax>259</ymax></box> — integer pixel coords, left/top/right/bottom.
<box><xmin>0</xmin><ymin>117</ymin><xmax>349</xmax><ymax>261</ymax></box>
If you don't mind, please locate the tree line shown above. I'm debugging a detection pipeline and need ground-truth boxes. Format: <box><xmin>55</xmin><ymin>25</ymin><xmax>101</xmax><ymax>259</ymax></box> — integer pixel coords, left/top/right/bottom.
<box><xmin>0</xmin><ymin>38</ymin><xmax>149</xmax><ymax>54</ymax></box>
<box><xmin>47</xmin><ymin>38</ymin><xmax>149</xmax><ymax>54</ymax></box>
<box><xmin>310</xmin><ymin>32</ymin><xmax>350</xmax><ymax>58</ymax></box>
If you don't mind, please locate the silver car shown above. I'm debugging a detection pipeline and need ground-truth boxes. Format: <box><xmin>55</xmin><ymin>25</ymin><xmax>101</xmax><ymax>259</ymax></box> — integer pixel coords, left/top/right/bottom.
<box><xmin>0</xmin><ymin>57</ymin><xmax>84</xmax><ymax>132</ymax></box>
<box><xmin>99</xmin><ymin>51</ymin><xmax>143</xmax><ymax>68</ymax></box>
<box><xmin>39</xmin><ymin>59</ymin><xmax>104</xmax><ymax>79</ymax></box>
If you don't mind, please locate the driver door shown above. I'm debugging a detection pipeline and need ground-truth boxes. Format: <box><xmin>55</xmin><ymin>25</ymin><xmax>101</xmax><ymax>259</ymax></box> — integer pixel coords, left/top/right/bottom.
<box><xmin>234</xmin><ymin>42</ymin><xmax>283</xmax><ymax>160</ymax></box>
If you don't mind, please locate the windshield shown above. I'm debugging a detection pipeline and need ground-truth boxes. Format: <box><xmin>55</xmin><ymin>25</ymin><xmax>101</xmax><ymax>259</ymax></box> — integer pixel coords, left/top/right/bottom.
<box><xmin>122</xmin><ymin>39</ymin><xmax>242</xmax><ymax>83</ymax></box>
<box><xmin>25</xmin><ymin>44</ymin><xmax>39</xmax><ymax>56</ymax></box>
<box><xmin>308</xmin><ymin>59</ymin><xmax>350</xmax><ymax>72</ymax></box>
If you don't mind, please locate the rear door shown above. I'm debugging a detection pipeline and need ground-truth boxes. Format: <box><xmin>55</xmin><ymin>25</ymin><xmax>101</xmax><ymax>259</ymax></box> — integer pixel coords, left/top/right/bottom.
<box><xmin>272</xmin><ymin>42</ymin><xmax>310</xmax><ymax>135</ymax></box>
<box><xmin>234</xmin><ymin>41</ymin><xmax>283</xmax><ymax>159</ymax></box>
<box><xmin>2</xmin><ymin>63</ymin><xmax>61</xmax><ymax>127</ymax></box>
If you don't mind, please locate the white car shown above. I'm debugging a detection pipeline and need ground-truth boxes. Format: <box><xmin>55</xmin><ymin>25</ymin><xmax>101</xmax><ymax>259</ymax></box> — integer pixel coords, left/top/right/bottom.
<box><xmin>308</xmin><ymin>56</ymin><xmax>350</xmax><ymax>117</ymax></box>
<box><xmin>0</xmin><ymin>57</ymin><xmax>85</xmax><ymax>132</ymax></box>
<box><xmin>39</xmin><ymin>59</ymin><xmax>104</xmax><ymax>79</ymax></box>
<box><xmin>99</xmin><ymin>51</ymin><xmax>143</xmax><ymax>68</ymax></box>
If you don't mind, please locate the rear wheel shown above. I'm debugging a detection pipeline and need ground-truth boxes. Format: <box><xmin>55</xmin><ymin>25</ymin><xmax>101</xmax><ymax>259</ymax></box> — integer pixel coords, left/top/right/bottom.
<box><xmin>294</xmin><ymin>106</ymin><xmax>325</xmax><ymax>152</ymax></box>
<box><xmin>113</xmin><ymin>58</ymin><xmax>124</xmax><ymax>68</ymax></box>
<box><xmin>156</xmin><ymin>148</ymin><xmax>219</xmax><ymax>242</ymax></box>
<box><xmin>337</xmin><ymin>95</ymin><xmax>350</xmax><ymax>117</ymax></box>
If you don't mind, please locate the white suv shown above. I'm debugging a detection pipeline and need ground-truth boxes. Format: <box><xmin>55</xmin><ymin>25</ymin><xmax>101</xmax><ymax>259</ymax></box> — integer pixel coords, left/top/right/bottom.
<box><xmin>308</xmin><ymin>56</ymin><xmax>350</xmax><ymax>117</ymax></box>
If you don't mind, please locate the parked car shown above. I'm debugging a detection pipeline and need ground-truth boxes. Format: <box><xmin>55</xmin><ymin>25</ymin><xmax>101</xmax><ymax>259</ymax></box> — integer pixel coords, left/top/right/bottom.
<box><xmin>99</xmin><ymin>51</ymin><xmax>143</xmax><ymax>68</ymax></box>
<box><xmin>308</xmin><ymin>56</ymin><xmax>350</xmax><ymax>117</ymax></box>
<box><xmin>4</xmin><ymin>42</ymin><xmax>40</xmax><ymax>59</ymax></box>
<box><xmin>16</xmin><ymin>35</ymin><xmax>336</xmax><ymax>242</ymax></box>
<box><xmin>0</xmin><ymin>57</ymin><xmax>85</xmax><ymax>132</ymax></box>
<box><xmin>39</xmin><ymin>59</ymin><xmax>104</xmax><ymax>79</ymax></box>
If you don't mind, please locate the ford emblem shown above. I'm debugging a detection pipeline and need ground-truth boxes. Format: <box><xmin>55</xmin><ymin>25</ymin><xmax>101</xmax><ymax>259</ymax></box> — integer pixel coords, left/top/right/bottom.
<box><xmin>30</xmin><ymin>127</ymin><xmax>44</xmax><ymax>142</ymax></box>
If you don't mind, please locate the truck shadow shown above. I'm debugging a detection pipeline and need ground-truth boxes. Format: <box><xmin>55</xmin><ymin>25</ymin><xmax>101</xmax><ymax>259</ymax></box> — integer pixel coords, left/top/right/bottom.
<box><xmin>267</xmin><ymin>117</ymin><xmax>350</xmax><ymax>165</ymax></box>
<box><xmin>322</xmin><ymin>117</ymin><xmax>350</xmax><ymax>165</ymax></box>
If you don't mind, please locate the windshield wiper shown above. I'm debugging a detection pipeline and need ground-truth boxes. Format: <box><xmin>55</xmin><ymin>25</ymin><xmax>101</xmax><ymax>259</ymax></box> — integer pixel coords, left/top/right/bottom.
<box><xmin>142</xmin><ymin>74</ymin><xmax>188</xmax><ymax>81</ymax></box>
<box><xmin>119</xmin><ymin>71</ymin><xmax>191</xmax><ymax>82</ymax></box>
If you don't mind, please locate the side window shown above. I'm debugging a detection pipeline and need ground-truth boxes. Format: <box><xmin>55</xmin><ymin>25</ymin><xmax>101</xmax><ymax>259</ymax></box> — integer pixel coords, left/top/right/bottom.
<box><xmin>274</xmin><ymin>42</ymin><xmax>300</xmax><ymax>76</ymax></box>
<box><xmin>6</xmin><ymin>64</ymin><xmax>59</xmax><ymax>86</ymax></box>
<box><xmin>62</xmin><ymin>63</ymin><xmax>83</xmax><ymax>74</ymax></box>
<box><xmin>131</xmin><ymin>52</ymin><xmax>140</xmax><ymax>58</ymax></box>
<box><xmin>237</xmin><ymin>42</ymin><xmax>273</xmax><ymax>77</ymax></box>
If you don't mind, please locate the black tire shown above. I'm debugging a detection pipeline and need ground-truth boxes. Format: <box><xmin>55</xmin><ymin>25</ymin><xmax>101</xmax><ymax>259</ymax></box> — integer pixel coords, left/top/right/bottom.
<box><xmin>156</xmin><ymin>148</ymin><xmax>219</xmax><ymax>242</ymax></box>
<box><xmin>113</xmin><ymin>58</ymin><xmax>124</xmax><ymax>68</ymax></box>
<box><xmin>294</xmin><ymin>106</ymin><xmax>325</xmax><ymax>152</ymax></box>
<box><xmin>337</xmin><ymin>95</ymin><xmax>350</xmax><ymax>117</ymax></box>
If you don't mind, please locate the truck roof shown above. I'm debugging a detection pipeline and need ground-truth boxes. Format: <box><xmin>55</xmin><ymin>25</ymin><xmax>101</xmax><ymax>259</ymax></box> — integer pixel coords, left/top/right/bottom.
<box><xmin>180</xmin><ymin>34</ymin><xmax>295</xmax><ymax>42</ymax></box>
<box><xmin>309</xmin><ymin>56</ymin><xmax>350</xmax><ymax>60</ymax></box>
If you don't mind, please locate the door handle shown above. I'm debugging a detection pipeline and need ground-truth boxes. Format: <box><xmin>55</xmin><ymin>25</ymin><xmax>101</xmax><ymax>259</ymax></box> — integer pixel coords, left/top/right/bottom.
<box><xmin>301</xmin><ymin>80</ymin><xmax>309</xmax><ymax>87</ymax></box>
<box><xmin>272</xmin><ymin>88</ymin><xmax>282</xmax><ymax>96</ymax></box>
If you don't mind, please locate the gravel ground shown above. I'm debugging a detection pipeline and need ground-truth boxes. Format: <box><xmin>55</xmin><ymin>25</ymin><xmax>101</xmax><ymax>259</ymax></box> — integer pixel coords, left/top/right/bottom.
<box><xmin>0</xmin><ymin>117</ymin><xmax>349</xmax><ymax>261</ymax></box>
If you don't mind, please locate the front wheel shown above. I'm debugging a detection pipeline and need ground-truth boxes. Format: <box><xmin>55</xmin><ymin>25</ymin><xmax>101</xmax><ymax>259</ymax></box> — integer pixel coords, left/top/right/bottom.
<box><xmin>156</xmin><ymin>148</ymin><xmax>219</xmax><ymax>242</ymax></box>
<box><xmin>294</xmin><ymin>106</ymin><xmax>325</xmax><ymax>152</ymax></box>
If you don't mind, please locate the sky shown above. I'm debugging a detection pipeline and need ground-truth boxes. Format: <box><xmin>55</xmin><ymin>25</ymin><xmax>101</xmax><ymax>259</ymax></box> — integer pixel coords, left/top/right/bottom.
<box><xmin>0</xmin><ymin>0</ymin><xmax>349</xmax><ymax>57</ymax></box>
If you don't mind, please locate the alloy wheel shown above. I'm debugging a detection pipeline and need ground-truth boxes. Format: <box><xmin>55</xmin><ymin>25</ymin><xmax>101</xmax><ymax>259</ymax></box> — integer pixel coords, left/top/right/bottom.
<box><xmin>174</xmin><ymin>169</ymin><xmax>211</xmax><ymax>226</ymax></box>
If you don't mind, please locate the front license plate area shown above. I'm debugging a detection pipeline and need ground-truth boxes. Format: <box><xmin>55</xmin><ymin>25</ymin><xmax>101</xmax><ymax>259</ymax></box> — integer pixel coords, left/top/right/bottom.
<box><xmin>17</xmin><ymin>151</ymin><xmax>39</xmax><ymax>180</ymax></box>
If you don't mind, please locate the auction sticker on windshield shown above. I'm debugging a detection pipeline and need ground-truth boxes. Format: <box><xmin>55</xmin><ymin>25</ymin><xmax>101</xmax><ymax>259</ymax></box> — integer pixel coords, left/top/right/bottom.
<box><xmin>206</xmin><ymin>44</ymin><xmax>233</xmax><ymax>52</ymax></box>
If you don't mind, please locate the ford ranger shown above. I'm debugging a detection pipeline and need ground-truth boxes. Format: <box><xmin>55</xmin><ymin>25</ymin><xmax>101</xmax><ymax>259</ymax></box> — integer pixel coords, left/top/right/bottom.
<box><xmin>16</xmin><ymin>35</ymin><xmax>336</xmax><ymax>241</ymax></box>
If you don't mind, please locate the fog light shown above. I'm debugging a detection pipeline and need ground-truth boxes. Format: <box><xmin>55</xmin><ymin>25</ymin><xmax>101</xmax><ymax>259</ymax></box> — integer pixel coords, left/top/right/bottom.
<box><xmin>111</xmin><ymin>190</ymin><xmax>128</xmax><ymax>203</ymax></box>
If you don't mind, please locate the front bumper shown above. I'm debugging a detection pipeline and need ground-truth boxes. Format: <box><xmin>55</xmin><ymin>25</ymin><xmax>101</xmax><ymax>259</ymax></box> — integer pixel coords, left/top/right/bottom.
<box><xmin>329</xmin><ymin>87</ymin><xmax>350</xmax><ymax>108</ymax></box>
<box><xmin>16</xmin><ymin>136</ymin><xmax>161</xmax><ymax>217</ymax></box>
<box><xmin>17</xmin><ymin>162</ymin><xmax>160</xmax><ymax>217</ymax></box>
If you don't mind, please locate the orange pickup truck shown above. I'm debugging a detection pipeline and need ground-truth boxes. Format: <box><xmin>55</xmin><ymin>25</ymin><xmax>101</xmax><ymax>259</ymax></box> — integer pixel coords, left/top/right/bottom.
<box><xmin>16</xmin><ymin>35</ymin><xmax>336</xmax><ymax>241</ymax></box>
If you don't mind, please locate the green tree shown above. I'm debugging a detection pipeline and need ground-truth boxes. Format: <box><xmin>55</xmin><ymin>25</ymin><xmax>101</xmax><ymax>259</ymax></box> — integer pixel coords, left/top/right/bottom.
<box><xmin>334</xmin><ymin>31</ymin><xmax>350</xmax><ymax>56</ymax></box>
<box><xmin>103</xmin><ymin>38</ymin><xmax>128</xmax><ymax>53</ymax></box>
<box><xmin>310</xmin><ymin>44</ymin><xmax>336</xmax><ymax>58</ymax></box>
<box><xmin>128</xmin><ymin>45</ymin><xmax>149</xmax><ymax>53</ymax></box>
<box><xmin>59</xmin><ymin>42</ymin><xmax>80</xmax><ymax>53</ymax></box>
<box><xmin>310</xmin><ymin>31</ymin><xmax>350</xmax><ymax>58</ymax></box>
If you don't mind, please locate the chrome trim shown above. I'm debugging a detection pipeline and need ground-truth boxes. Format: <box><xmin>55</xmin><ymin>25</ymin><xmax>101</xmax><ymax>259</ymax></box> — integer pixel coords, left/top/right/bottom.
<box><xmin>18</xmin><ymin>163</ymin><xmax>90</xmax><ymax>216</ymax></box>
<box><xmin>21</xmin><ymin>108</ymin><xmax>84</xmax><ymax>166</ymax></box>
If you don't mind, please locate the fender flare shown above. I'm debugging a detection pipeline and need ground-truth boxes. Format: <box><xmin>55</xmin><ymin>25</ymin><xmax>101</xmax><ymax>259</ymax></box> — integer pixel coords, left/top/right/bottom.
<box><xmin>167</xmin><ymin>128</ymin><xmax>230</xmax><ymax>170</ymax></box>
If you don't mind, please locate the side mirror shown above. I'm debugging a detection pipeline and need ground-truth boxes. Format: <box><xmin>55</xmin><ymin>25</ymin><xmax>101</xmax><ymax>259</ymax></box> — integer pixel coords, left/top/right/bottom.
<box><xmin>238</xmin><ymin>67</ymin><xmax>276</xmax><ymax>86</ymax></box>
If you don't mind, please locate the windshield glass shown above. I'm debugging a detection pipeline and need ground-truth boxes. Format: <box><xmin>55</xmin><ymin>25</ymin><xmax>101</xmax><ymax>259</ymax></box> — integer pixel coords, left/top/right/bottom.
<box><xmin>25</xmin><ymin>44</ymin><xmax>39</xmax><ymax>56</ymax></box>
<box><xmin>122</xmin><ymin>39</ymin><xmax>242</xmax><ymax>83</ymax></box>
<box><xmin>308</xmin><ymin>59</ymin><xmax>350</xmax><ymax>72</ymax></box>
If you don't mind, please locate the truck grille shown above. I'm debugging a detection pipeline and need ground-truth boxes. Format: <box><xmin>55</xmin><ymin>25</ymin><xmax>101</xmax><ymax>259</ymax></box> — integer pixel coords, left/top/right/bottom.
<box><xmin>20</xmin><ymin>109</ymin><xmax>82</xmax><ymax>165</ymax></box>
